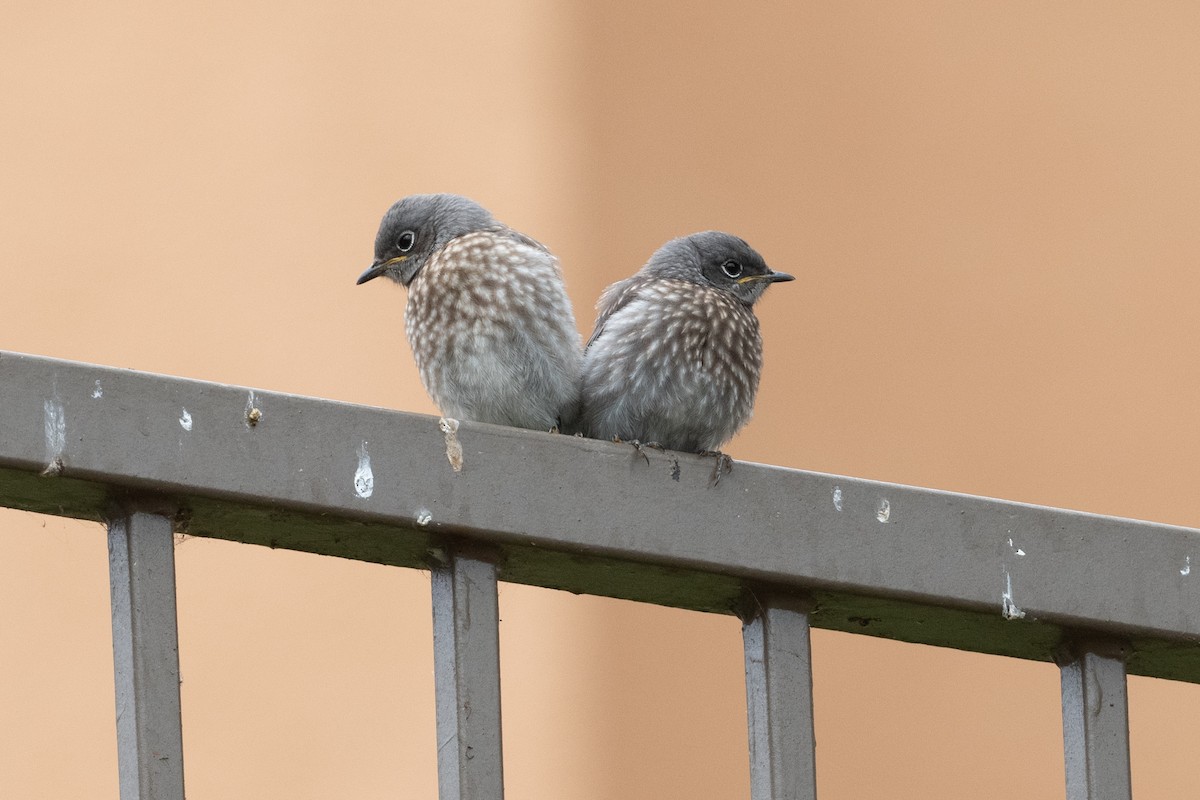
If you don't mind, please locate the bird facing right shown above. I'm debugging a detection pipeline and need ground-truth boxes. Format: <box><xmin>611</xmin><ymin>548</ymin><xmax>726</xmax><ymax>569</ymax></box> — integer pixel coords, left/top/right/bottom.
<box><xmin>577</xmin><ymin>231</ymin><xmax>793</xmax><ymax>458</ymax></box>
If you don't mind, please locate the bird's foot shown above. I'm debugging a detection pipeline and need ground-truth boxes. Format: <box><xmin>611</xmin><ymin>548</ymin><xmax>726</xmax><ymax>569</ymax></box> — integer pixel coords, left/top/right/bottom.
<box><xmin>698</xmin><ymin>450</ymin><xmax>734</xmax><ymax>487</ymax></box>
<box><xmin>612</xmin><ymin>436</ymin><xmax>664</xmax><ymax>465</ymax></box>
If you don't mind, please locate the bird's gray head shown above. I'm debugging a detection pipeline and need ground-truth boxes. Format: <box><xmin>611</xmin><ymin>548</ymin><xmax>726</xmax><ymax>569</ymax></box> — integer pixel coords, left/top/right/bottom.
<box><xmin>356</xmin><ymin>194</ymin><xmax>496</xmax><ymax>287</ymax></box>
<box><xmin>644</xmin><ymin>231</ymin><xmax>794</xmax><ymax>305</ymax></box>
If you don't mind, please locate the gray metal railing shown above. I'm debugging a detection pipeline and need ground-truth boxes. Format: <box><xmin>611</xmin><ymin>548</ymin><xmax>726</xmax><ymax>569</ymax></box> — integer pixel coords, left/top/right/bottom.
<box><xmin>1</xmin><ymin>350</ymin><xmax>1197</xmax><ymax>800</ymax></box>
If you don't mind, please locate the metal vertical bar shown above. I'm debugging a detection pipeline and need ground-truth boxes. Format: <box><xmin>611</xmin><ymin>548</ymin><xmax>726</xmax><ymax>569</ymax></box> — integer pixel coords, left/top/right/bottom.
<box><xmin>1057</xmin><ymin>638</ymin><xmax>1132</xmax><ymax>800</ymax></box>
<box><xmin>742</xmin><ymin>593</ymin><xmax>817</xmax><ymax>800</ymax></box>
<box><xmin>107</xmin><ymin>510</ymin><xmax>186</xmax><ymax>800</ymax></box>
<box><xmin>432</xmin><ymin>547</ymin><xmax>504</xmax><ymax>800</ymax></box>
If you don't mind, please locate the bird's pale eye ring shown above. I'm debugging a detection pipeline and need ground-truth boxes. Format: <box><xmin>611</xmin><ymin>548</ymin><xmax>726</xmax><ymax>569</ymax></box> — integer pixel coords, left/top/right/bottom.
<box><xmin>721</xmin><ymin>260</ymin><xmax>742</xmax><ymax>279</ymax></box>
<box><xmin>397</xmin><ymin>231</ymin><xmax>416</xmax><ymax>252</ymax></box>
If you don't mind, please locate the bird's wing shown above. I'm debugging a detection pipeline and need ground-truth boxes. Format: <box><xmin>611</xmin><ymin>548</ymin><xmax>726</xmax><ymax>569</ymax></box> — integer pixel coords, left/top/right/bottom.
<box><xmin>585</xmin><ymin>275</ymin><xmax>647</xmax><ymax>352</ymax></box>
<box><xmin>503</xmin><ymin>227</ymin><xmax>555</xmax><ymax>257</ymax></box>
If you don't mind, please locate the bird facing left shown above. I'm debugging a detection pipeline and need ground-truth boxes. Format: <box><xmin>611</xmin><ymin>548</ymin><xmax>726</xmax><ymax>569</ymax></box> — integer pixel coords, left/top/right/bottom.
<box><xmin>356</xmin><ymin>194</ymin><xmax>583</xmax><ymax>431</ymax></box>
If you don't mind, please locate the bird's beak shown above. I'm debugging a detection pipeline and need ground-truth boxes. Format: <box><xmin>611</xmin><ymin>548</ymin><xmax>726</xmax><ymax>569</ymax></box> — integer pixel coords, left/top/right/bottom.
<box><xmin>356</xmin><ymin>255</ymin><xmax>407</xmax><ymax>285</ymax></box>
<box><xmin>737</xmin><ymin>271</ymin><xmax>795</xmax><ymax>285</ymax></box>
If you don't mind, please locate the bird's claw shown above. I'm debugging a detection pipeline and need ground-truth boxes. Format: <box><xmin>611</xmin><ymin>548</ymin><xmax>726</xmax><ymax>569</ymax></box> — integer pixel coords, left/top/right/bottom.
<box><xmin>698</xmin><ymin>450</ymin><xmax>734</xmax><ymax>487</ymax></box>
<box><xmin>612</xmin><ymin>436</ymin><xmax>664</xmax><ymax>465</ymax></box>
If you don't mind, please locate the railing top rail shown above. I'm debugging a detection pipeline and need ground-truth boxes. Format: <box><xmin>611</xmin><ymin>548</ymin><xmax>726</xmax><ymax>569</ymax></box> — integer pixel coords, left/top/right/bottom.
<box><xmin>2</xmin><ymin>350</ymin><xmax>1197</xmax><ymax>682</ymax></box>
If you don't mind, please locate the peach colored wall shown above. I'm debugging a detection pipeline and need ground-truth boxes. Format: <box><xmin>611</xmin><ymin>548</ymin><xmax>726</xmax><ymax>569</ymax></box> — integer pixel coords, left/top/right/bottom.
<box><xmin>2</xmin><ymin>2</ymin><xmax>1197</xmax><ymax>798</ymax></box>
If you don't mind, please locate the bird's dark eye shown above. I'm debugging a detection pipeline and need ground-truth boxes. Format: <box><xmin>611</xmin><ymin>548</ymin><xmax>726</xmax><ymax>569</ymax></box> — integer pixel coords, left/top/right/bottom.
<box><xmin>721</xmin><ymin>260</ymin><xmax>742</xmax><ymax>279</ymax></box>
<box><xmin>397</xmin><ymin>231</ymin><xmax>416</xmax><ymax>252</ymax></box>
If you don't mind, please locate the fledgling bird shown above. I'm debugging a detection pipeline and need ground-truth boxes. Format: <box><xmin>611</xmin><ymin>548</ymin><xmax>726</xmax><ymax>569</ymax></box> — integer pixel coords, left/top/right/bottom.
<box><xmin>578</xmin><ymin>231</ymin><xmax>793</xmax><ymax>477</ymax></box>
<box><xmin>356</xmin><ymin>194</ymin><xmax>583</xmax><ymax>431</ymax></box>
